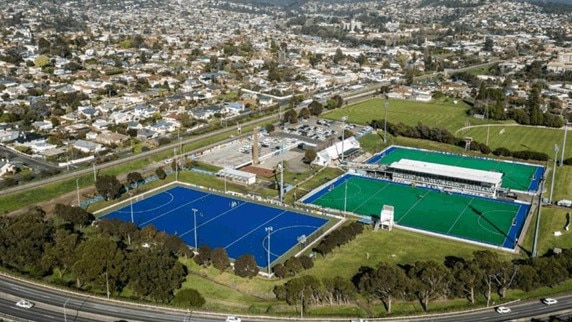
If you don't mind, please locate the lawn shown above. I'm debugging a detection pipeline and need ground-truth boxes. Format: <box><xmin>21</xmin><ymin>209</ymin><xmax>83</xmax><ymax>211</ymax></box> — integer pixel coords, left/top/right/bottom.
<box><xmin>458</xmin><ymin>124</ymin><xmax>572</xmax><ymax>160</ymax></box>
<box><xmin>324</xmin><ymin>97</ymin><xmax>496</xmax><ymax>132</ymax></box>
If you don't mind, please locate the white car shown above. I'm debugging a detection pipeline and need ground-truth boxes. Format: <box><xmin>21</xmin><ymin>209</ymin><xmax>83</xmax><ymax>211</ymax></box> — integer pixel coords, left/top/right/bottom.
<box><xmin>225</xmin><ymin>317</ymin><xmax>241</xmax><ymax>322</ymax></box>
<box><xmin>496</xmin><ymin>306</ymin><xmax>511</xmax><ymax>314</ymax></box>
<box><xmin>542</xmin><ymin>298</ymin><xmax>558</xmax><ymax>305</ymax></box>
<box><xmin>15</xmin><ymin>299</ymin><xmax>34</xmax><ymax>309</ymax></box>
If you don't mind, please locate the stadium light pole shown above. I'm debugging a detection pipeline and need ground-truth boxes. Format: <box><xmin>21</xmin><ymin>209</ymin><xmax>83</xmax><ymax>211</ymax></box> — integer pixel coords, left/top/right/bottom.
<box><xmin>549</xmin><ymin>144</ymin><xmax>559</xmax><ymax>204</ymax></box>
<box><xmin>561</xmin><ymin>122</ymin><xmax>569</xmax><ymax>167</ymax></box>
<box><xmin>384</xmin><ymin>99</ymin><xmax>389</xmax><ymax>144</ymax></box>
<box><xmin>341</xmin><ymin>115</ymin><xmax>347</xmax><ymax>163</ymax></box>
<box><xmin>192</xmin><ymin>208</ymin><xmax>199</xmax><ymax>250</ymax></box>
<box><xmin>280</xmin><ymin>140</ymin><xmax>284</xmax><ymax>204</ymax></box>
<box><xmin>344</xmin><ymin>179</ymin><xmax>348</xmax><ymax>215</ymax></box>
<box><xmin>532</xmin><ymin>176</ymin><xmax>545</xmax><ymax>258</ymax></box>
<box><xmin>265</xmin><ymin>226</ymin><xmax>273</xmax><ymax>277</ymax></box>
<box><xmin>129</xmin><ymin>190</ymin><xmax>134</xmax><ymax>224</ymax></box>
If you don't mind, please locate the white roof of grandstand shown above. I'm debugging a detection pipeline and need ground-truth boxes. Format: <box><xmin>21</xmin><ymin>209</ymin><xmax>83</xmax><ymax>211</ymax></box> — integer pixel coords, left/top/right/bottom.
<box><xmin>389</xmin><ymin>159</ymin><xmax>502</xmax><ymax>185</ymax></box>
<box><xmin>217</xmin><ymin>168</ymin><xmax>256</xmax><ymax>180</ymax></box>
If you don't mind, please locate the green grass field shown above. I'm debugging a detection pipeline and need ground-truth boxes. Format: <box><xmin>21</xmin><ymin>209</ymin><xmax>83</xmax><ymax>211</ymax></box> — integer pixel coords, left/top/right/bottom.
<box><xmin>374</xmin><ymin>146</ymin><xmax>540</xmax><ymax>191</ymax></box>
<box><xmin>325</xmin><ymin>97</ymin><xmax>496</xmax><ymax>131</ymax></box>
<box><xmin>306</xmin><ymin>175</ymin><xmax>525</xmax><ymax>248</ymax></box>
<box><xmin>458</xmin><ymin>124</ymin><xmax>572</xmax><ymax>160</ymax></box>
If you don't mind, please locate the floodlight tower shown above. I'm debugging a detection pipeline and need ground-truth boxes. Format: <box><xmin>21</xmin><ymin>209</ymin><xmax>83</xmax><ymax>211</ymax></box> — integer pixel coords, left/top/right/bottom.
<box><xmin>561</xmin><ymin>122</ymin><xmax>569</xmax><ymax>167</ymax></box>
<box><xmin>192</xmin><ymin>208</ymin><xmax>199</xmax><ymax>250</ymax></box>
<box><xmin>341</xmin><ymin>115</ymin><xmax>348</xmax><ymax>163</ymax></box>
<box><xmin>279</xmin><ymin>140</ymin><xmax>284</xmax><ymax>204</ymax></box>
<box><xmin>549</xmin><ymin>144</ymin><xmax>559</xmax><ymax>204</ymax></box>
<box><xmin>265</xmin><ymin>226</ymin><xmax>273</xmax><ymax>277</ymax></box>
<box><xmin>384</xmin><ymin>100</ymin><xmax>389</xmax><ymax>144</ymax></box>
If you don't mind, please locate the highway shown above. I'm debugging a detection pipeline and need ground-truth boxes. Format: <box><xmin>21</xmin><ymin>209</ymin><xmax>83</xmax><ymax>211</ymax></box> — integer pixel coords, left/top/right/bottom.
<box><xmin>3</xmin><ymin>272</ymin><xmax>572</xmax><ymax>322</ymax></box>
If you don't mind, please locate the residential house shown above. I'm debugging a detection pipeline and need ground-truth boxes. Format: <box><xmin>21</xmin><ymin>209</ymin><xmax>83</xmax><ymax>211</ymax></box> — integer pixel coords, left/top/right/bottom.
<box><xmin>0</xmin><ymin>160</ymin><xmax>15</xmax><ymax>176</ymax></box>
<box><xmin>32</xmin><ymin>120</ymin><xmax>53</xmax><ymax>131</ymax></box>
<box><xmin>94</xmin><ymin>132</ymin><xmax>129</xmax><ymax>146</ymax></box>
<box><xmin>71</xmin><ymin>139</ymin><xmax>104</xmax><ymax>153</ymax></box>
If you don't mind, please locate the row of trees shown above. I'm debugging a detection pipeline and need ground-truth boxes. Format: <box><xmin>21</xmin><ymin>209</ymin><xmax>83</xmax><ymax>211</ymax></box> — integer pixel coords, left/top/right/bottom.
<box><xmin>0</xmin><ymin>207</ymin><xmax>193</xmax><ymax>304</ymax></box>
<box><xmin>275</xmin><ymin>248</ymin><xmax>572</xmax><ymax>316</ymax></box>
<box><xmin>193</xmin><ymin>244</ymin><xmax>260</xmax><ymax>279</ymax></box>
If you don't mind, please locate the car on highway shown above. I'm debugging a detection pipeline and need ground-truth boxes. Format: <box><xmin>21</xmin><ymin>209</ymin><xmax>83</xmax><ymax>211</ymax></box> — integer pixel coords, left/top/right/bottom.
<box><xmin>15</xmin><ymin>299</ymin><xmax>34</xmax><ymax>309</ymax></box>
<box><xmin>496</xmin><ymin>306</ymin><xmax>511</xmax><ymax>314</ymax></box>
<box><xmin>225</xmin><ymin>316</ymin><xmax>241</xmax><ymax>322</ymax></box>
<box><xmin>542</xmin><ymin>298</ymin><xmax>558</xmax><ymax>305</ymax></box>
<box><xmin>164</xmin><ymin>159</ymin><xmax>173</xmax><ymax>164</ymax></box>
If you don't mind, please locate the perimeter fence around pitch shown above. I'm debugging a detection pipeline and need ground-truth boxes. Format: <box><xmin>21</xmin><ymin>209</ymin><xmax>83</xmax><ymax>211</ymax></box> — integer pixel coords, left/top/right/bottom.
<box><xmin>301</xmin><ymin>173</ymin><xmax>530</xmax><ymax>251</ymax></box>
<box><xmin>96</xmin><ymin>181</ymin><xmax>340</xmax><ymax>268</ymax></box>
<box><xmin>366</xmin><ymin>145</ymin><xmax>544</xmax><ymax>193</ymax></box>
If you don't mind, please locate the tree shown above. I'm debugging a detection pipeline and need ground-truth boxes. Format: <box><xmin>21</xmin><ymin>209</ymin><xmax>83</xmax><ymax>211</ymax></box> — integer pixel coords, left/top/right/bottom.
<box><xmin>234</xmin><ymin>254</ymin><xmax>259</xmax><ymax>278</ymax></box>
<box><xmin>265</xmin><ymin>123</ymin><xmax>275</xmax><ymax>133</ymax></box>
<box><xmin>211</xmin><ymin>247</ymin><xmax>230</xmax><ymax>273</ymax></box>
<box><xmin>298</xmin><ymin>107</ymin><xmax>311</xmax><ymax>119</ymax></box>
<box><xmin>409</xmin><ymin>260</ymin><xmax>452</xmax><ymax>311</ymax></box>
<box><xmin>172</xmin><ymin>288</ymin><xmax>205</xmax><ymax>308</ymax></box>
<box><xmin>41</xmin><ymin>229</ymin><xmax>80</xmax><ymax>279</ymax></box>
<box><xmin>125</xmin><ymin>248</ymin><xmax>186</xmax><ymax>302</ymax></box>
<box><xmin>451</xmin><ymin>260</ymin><xmax>482</xmax><ymax>304</ymax></box>
<box><xmin>284</xmin><ymin>257</ymin><xmax>303</xmax><ymax>276</ymax></box>
<box><xmin>491</xmin><ymin>260</ymin><xmax>518</xmax><ymax>298</ymax></box>
<box><xmin>304</xmin><ymin>149</ymin><xmax>317</xmax><ymax>164</ymax></box>
<box><xmin>97</xmin><ymin>219</ymin><xmax>138</xmax><ymax>246</ymax></box>
<box><xmin>53</xmin><ymin>203</ymin><xmax>94</xmax><ymax>228</ymax></box>
<box><xmin>71</xmin><ymin>236</ymin><xmax>125</xmax><ymax>293</ymax></box>
<box><xmin>358</xmin><ymin>262</ymin><xmax>409</xmax><ymax>313</ymax></box>
<box><xmin>95</xmin><ymin>174</ymin><xmax>123</xmax><ymax>200</ymax></box>
<box><xmin>333</xmin><ymin>48</ymin><xmax>344</xmax><ymax>64</ymax></box>
<box><xmin>126</xmin><ymin>172</ymin><xmax>144</xmax><ymax>191</ymax></box>
<box><xmin>473</xmin><ymin>250</ymin><xmax>500</xmax><ymax>307</ymax></box>
<box><xmin>283</xmin><ymin>109</ymin><xmax>298</xmax><ymax>124</ymax></box>
<box><xmin>308</xmin><ymin>100</ymin><xmax>323</xmax><ymax>116</ymax></box>
<box><xmin>193</xmin><ymin>245</ymin><xmax>212</xmax><ymax>267</ymax></box>
<box><xmin>323</xmin><ymin>276</ymin><xmax>356</xmax><ymax>305</ymax></box>
<box><xmin>155</xmin><ymin>167</ymin><xmax>167</xmax><ymax>180</ymax></box>
<box><xmin>0</xmin><ymin>211</ymin><xmax>54</xmax><ymax>276</ymax></box>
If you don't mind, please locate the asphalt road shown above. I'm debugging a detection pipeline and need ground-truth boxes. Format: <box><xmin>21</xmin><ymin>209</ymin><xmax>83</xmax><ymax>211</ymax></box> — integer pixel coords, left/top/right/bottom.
<box><xmin>3</xmin><ymin>272</ymin><xmax>572</xmax><ymax>322</ymax></box>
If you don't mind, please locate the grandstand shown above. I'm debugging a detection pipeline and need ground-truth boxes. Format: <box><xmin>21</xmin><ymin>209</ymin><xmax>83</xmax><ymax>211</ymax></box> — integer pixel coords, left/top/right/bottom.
<box><xmin>387</xmin><ymin>159</ymin><xmax>502</xmax><ymax>197</ymax></box>
<box><xmin>353</xmin><ymin>145</ymin><xmax>545</xmax><ymax>198</ymax></box>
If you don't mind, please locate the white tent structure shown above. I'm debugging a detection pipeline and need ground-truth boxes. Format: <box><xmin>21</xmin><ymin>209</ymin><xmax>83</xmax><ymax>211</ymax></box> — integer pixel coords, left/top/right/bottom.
<box><xmin>312</xmin><ymin>137</ymin><xmax>360</xmax><ymax>167</ymax></box>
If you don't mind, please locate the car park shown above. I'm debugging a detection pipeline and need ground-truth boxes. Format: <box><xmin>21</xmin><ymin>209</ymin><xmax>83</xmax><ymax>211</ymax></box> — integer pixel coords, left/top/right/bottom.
<box><xmin>225</xmin><ymin>316</ymin><xmax>241</xmax><ymax>322</ymax></box>
<box><xmin>15</xmin><ymin>299</ymin><xmax>34</xmax><ymax>309</ymax></box>
<box><xmin>496</xmin><ymin>306</ymin><xmax>511</xmax><ymax>314</ymax></box>
<box><xmin>542</xmin><ymin>298</ymin><xmax>558</xmax><ymax>305</ymax></box>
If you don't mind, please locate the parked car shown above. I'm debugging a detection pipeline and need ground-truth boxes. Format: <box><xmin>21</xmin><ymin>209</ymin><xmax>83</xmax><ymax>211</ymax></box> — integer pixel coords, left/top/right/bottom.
<box><xmin>542</xmin><ymin>298</ymin><xmax>558</xmax><ymax>305</ymax></box>
<box><xmin>225</xmin><ymin>317</ymin><xmax>241</xmax><ymax>322</ymax></box>
<box><xmin>15</xmin><ymin>299</ymin><xmax>34</xmax><ymax>309</ymax></box>
<box><xmin>496</xmin><ymin>306</ymin><xmax>511</xmax><ymax>314</ymax></box>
